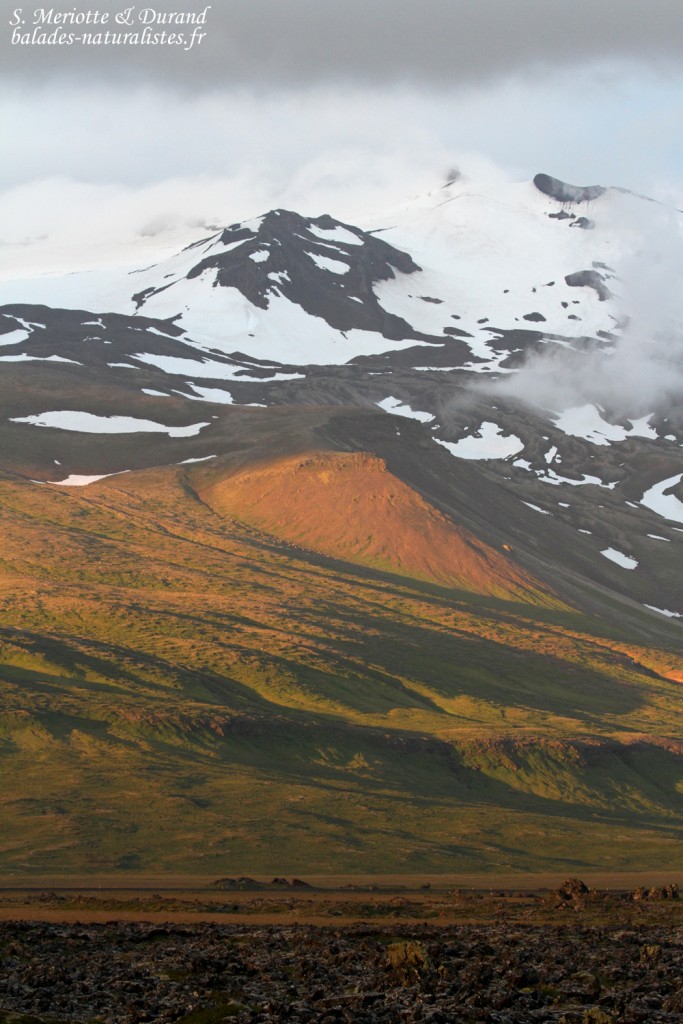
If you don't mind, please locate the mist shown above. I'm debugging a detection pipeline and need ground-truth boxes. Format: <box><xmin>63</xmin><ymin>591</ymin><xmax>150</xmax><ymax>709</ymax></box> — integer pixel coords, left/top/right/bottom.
<box><xmin>485</xmin><ymin>203</ymin><xmax>683</xmax><ymax>419</ymax></box>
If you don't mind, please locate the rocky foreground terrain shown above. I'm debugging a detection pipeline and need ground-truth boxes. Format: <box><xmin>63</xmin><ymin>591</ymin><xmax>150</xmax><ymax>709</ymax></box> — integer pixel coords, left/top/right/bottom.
<box><xmin>1</xmin><ymin>883</ymin><xmax>683</xmax><ymax>1024</ymax></box>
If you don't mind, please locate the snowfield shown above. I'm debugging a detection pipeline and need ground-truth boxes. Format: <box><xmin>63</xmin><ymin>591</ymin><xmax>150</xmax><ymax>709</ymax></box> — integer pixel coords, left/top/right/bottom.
<box><xmin>435</xmin><ymin>422</ymin><xmax>524</xmax><ymax>460</ymax></box>
<box><xmin>10</xmin><ymin>411</ymin><xmax>210</xmax><ymax>436</ymax></box>
<box><xmin>640</xmin><ymin>474</ymin><xmax>683</xmax><ymax>524</ymax></box>
<box><xmin>376</xmin><ymin>397</ymin><xmax>434</xmax><ymax>422</ymax></box>
<box><xmin>0</xmin><ymin>174</ymin><xmax>660</xmax><ymax>372</ymax></box>
<box><xmin>553</xmin><ymin>405</ymin><xmax>658</xmax><ymax>445</ymax></box>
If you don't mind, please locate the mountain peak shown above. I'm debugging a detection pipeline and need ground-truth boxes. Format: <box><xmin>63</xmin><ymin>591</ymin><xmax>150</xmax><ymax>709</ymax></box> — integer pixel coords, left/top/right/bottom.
<box><xmin>130</xmin><ymin>207</ymin><xmax>425</xmax><ymax>346</ymax></box>
<box><xmin>533</xmin><ymin>172</ymin><xmax>607</xmax><ymax>204</ymax></box>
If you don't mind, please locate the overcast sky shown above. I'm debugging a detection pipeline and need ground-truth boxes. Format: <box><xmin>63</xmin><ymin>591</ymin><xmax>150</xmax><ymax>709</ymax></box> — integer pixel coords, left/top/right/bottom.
<box><xmin>3</xmin><ymin>0</ymin><xmax>683</xmax><ymax>274</ymax></box>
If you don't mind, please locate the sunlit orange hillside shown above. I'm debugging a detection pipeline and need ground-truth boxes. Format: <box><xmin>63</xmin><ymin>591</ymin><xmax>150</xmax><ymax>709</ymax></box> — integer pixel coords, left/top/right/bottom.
<box><xmin>200</xmin><ymin>450</ymin><xmax>553</xmax><ymax>603</ymax></box>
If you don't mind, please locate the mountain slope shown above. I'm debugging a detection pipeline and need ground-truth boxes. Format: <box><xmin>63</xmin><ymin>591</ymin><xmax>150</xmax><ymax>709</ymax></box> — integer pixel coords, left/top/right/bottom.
<box><xmin>199</xmin><ymin>449</ymin><xmax>555</xmax><ymax>603</ymax></box>
<box><xmin>0</xmin><ymin>447</ymin><xmax>681</xmax><ymax>874</ymax></box>
<box><xmin>0</xmin><ymin>171</ymin><xmax>681</xmax><ymax>874</ymax></box>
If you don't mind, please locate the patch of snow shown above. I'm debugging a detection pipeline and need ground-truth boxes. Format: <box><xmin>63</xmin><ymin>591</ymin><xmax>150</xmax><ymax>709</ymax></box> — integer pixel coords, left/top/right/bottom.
<box><xmin>539</xmin><ymin>468</ymin><xmax>616</xmax><ymax>488</ymax></box>
<box><xmin>11</xmin><ymin>316</ymin><xmax>42</xmax><ymax>329</ymax></box>
<box><xmin>628</xmin><ymin>415</ymin><xmax>658</xmax><ymax>439</ymax></box>
<box><xmin>146</xmin><ymin>326</ymin><xmax>181</xmax><ymax>338</ymax></box>
<box><xmin>544</xmin><ymin>445</ymin><xmax>558</xmax><ymax>463</ymax></box>
<box><xmin>644</xmin><ymin>605</ymin><xmax>682</xmax><ymax>619</ymax></box>
<box><xmin>49</xmin><ymin>470</ymin><xmax>130</xmax><ymax>486</ymax></box>
<box><xmin>640</xmin><ymin>474</ymin><xmax>683</xmax><ymax>524</ymax></box>
<box><xmin>249</xmin><ymin>249</ymin><xmax>269</xmax><ymax>263</ymax></box>
<box><xmin>245</xmin><ymin>372</ymin><xmax>305</xmax><ymax>382</ymax></box>
<box><xmin>647</xmin><ymin>534</ymin><xmax>670</xmax><ymax>542</ymax></box>
<box><xmin>178</xmin><ymin>455</ymin><xmax>217</xmax><ymax>464</ymax></box>
<box><xmin>0</xmin><ymin>330</ymin><xmax>30</xmax><ymax>346</ymax></box>
<box><xmin>141</xmin><ymin>389</ymin><xmax>169</xmax><ymax>396</ymax></box>
<box><xmin>601</xmin><ymin>547</ymin><xmax>638</xmax><ymax>569</ymax></box>
<box><xmin>0</xmin><ymin>354</ymin><xmax>81</xmax><ymax>364</ymax></box>
<box><xmin>377</xmin><ymin>396</ymin><xmax>434</xmax><ymax>423</ymax></box>
<box><xmin>522</xmin><ymin>501</ymin><xmax>552</xmax><ymax>515</ymax></box>
<box><xmin>186</xmin><ymin>385</ymin><xmax>234</xmax><ymax>404</ymax></box>
<box><xmin>135</xmin><ymin>354</ymin><xmax>303</xmax><ymax>382</ymax></box>
<box><xmin>308</xmin><ymin>224</ymin><xmax>363</xmax><ymax>246</ymax></box>
<box><xmin>578</xmin><ymin>529</ymin><xmax>592</xmax><ymax>534</ymax></box>
<box><xmin>434</xmin><ymin>422</ymin><xmax>523</xmax><ymax>460</ymax></box>
<box><xmin>241</xmin><ymin>215</ymin><xmax>265</xmax><ymax>233</ymax></box>
<box><xmin>195</xmin><ymin>237</ymin><xmax>249</xmax><ymax>259</ymax></box>
<box><xmin>553</xmin><ymin>404</ymin><xmax>657</xmax><ymax>445</ymax></box>
<box><xmin>10</xmin><ymin>411</ymin><xmax>210</xmax><ymax>436</ymax></box>
<box><xmin>462</xmin><ymin>355</ymin><xmax>516</xmax><ymax>373</ymax></box>
<box><xmin>308</xmin><ymin>252</ymin><xmax>349</xmax><ymax>275</ymax></box>
<box><xmin>133</xmin><ymin>352</ymin><xmax>238</xmax><ymax>377</ymax></box>
<box><xmin>230</xmin><ymin>355</ymin><xmax>282</xmax><ymax>368</ymax></box>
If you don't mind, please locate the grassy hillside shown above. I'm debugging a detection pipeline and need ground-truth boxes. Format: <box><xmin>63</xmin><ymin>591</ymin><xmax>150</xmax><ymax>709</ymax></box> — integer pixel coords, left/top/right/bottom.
<box><xmin>0</xmin><ymin>438</ymin><xmax>681</xmax><ymax>875</ymax></box>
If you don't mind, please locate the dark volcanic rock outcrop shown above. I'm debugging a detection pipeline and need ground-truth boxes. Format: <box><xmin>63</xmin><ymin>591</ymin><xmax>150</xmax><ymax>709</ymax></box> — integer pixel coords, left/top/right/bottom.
<box><xmin>133</xmin><ymin>210</ymin><xmax>429</xmax><ymax>341</ymax></box>
<box><xmin>564</xmin><ymin>269</ymin><xmax>612</xmax><ymax>301</ymax></box>
<box><xmin>534</xmin><ymin>173</ymin><xmax>607</xmax><ymax>204</ymax></box>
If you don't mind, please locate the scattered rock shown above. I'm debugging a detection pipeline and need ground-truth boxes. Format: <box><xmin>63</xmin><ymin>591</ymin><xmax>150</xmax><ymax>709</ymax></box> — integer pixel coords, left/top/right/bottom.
<box><xmin>632</xmin><ymin>882</ymin><xmax>678</xmax><ymax>902</ymax></box>
<box><xmin>557</xmin><ymin>878</ymin><xmax>590</xmax><ymax>902</ymax></box>
<box><xmin>564</xmin><ymin>269</ymin><xmax>612</xmax><ymax>301</ymax></box>
<box><xmin>582</xmin><ymin>1009</ymin><xmax>614</xmax><ymax>1024</ymax></box>
<box><xmin>639</xmin><ymin>943</ymin><xmax>661</xmax><ymax>966</ymax></box>
<box><xmin>0</xmin><ymin>908</ymin><xmax>681</xmax><ymax>1024</ymax></box>
<box><xmin>663</xmin><ymin>987</ymin><xmax>683</xmax><ymax>1012</ymax></box>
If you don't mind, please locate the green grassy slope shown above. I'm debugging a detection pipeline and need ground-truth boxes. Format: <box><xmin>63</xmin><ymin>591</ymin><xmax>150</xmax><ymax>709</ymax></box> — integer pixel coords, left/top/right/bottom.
<box><xmin>0</xmin><ymin>452</ymin><xmax>681</xmax><ymax>875</ymax></box>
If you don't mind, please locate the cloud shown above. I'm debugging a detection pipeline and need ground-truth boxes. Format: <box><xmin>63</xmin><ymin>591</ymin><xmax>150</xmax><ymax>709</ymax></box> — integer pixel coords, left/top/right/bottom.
<box><xmin>0</xmin><ymin>138</ymin><xmax>458</xmax><ymax>277</ymax></box>
<box><xmin>3</xmin><ymin>66</ymin><xmax>682</xmax><ymax>195</ymax></box>
<box><xmin>0</xmin><ymin>82</ymin><xmax>456</xmax><ymax>189</ymax></box>
<box><xmin>2</xmin><ymin>68</ymin><xmax>683</xmax><ymax>282</ymax></box>
<box><xmin>484</xmin><ymin>201</ymin><xmax>683</xmax><ymax>417</ymax></box>
<box><xmin>2</xmin><ymin>0</ymin><xmax>683</xmax><ymax>90</ymax></box>
<box><xmin>3</xmin><ymin>0</ymin><xmax>683</xmax><ymax>228</ymax></box>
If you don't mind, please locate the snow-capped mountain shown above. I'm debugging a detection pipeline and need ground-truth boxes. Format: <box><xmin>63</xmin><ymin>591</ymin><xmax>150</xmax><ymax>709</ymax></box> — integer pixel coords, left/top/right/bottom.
<box><xmin>1</xmin><ymin>172</ymin><xmax>682</xmax><ymax>624</ymax></box>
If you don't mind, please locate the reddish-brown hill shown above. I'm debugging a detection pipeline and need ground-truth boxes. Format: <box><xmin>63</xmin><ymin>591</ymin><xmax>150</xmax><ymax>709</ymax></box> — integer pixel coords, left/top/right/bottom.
<box><xmin>199</xmin><ymin>450</ymin><xmax>554</xmax><ymax>603</ymax></box>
